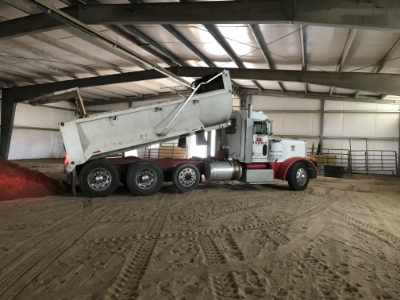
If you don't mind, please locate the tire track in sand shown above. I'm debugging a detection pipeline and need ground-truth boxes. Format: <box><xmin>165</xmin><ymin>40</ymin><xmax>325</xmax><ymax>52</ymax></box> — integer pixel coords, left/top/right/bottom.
<box><xmin>104</xmin><ymin>199</ymin><xmax>169</xmax><ymax>300</ymax></box>
<box><xmin>198</xmin><ymin>235</ymin><xmax>241</xmax><ymax>300</ymax></box>
<box><xmin>330</xmin><ymin>208</ymin><xmax>400</xmax><ymax>252</ymax></box>
<box><xmin>223</xmin><ymin>230</ymin><xmax>245</xmax><ymax>262</ymax></box>
<box><xmin>0</xmin><ymin>205</ymin><xmax>85</xmax><ymax>272</ymax></box>
<box><xmin>0</xmin><ymin>206</ymin><xmax>112</xmax><ymax>300</ymax></box>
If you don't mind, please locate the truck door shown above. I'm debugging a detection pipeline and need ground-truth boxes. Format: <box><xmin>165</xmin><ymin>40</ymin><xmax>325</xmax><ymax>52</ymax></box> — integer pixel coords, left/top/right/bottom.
<box><xmin>252</xmin><ymin>121</ymin><xmax>269</xmax><ymax>162</ymax></box>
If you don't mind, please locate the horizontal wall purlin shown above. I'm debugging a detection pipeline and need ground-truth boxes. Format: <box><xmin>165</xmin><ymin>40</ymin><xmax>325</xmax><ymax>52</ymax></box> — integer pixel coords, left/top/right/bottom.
<box><xmin>5</xmin><ymin>67</ymin><xmax>400</xmax><ymax>103</ymax></box>
<box><xmin>278</xmin><ymin>135</ymin><xmax>399</xmax><ymax>142</ymax></box>
<box><xmin>246</xmin><ymin>89</ymin><xmax>399</xmax><ymax>105</ymax></box>
<box><xmin>263</xmin><ymin>110</ymin><xmax>400</xmax><ymax>114</ymax></box>
<box><xmin>33</xmin><ymin>104</ymin><xmax>76</xmax><ymax>112</ymax></box>
<box><xmin>13</xmin><ymin>126</ymin><xmax>59</xmax><ymax>132</ymax></box>
<box><xmin>2</xmin><ymin>1</ymin><xmax>400</xmax><ymax>39</ymax></box>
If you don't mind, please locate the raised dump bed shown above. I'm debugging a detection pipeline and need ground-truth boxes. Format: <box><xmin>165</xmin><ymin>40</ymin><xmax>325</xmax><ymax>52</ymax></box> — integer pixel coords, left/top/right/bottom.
<box><xmin>61</xmin><ymin>71</ymin><xmax>232</xmax><ymax>173</ymax></box>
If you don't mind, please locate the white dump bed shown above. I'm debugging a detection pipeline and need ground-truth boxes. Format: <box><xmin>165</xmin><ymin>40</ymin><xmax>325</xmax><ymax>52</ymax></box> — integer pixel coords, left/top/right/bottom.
<box><xmin>61</xmin><ymin>71</ymin><xmax>233</xmax><ymax>172</ymax></box>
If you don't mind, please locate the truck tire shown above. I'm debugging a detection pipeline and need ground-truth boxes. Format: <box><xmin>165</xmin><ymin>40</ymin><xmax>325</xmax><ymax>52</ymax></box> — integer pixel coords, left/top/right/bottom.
<box><xmin>173</xmin><ymin>164</ymin><xmax>200</xmax><ymax>193</ymax></box>
<box><xmin>79</xmin><ymin>159</ymin><xmax>120</xmax><ymax>197</ymax></box>
<box><xmin>126</xmin><ymin>161</ymin><xmax>164</xmax><ymax>196</ymax></box>
<box><xmin>287</xmin><ymin>162</ymin><xmax>309</xmax><ymax>191</ymax></box>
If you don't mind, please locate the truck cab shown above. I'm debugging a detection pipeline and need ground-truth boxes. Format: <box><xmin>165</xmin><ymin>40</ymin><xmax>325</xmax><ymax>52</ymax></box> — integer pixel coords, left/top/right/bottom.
<box><xmin>225</xmin><ymin>110</ymin><xmax>307</xmax><ymax>163</ymax></box>
<box><xmin>213</xmin><ymin>110</ymin><xmax>317</xmax><ymax>188</ymax></box>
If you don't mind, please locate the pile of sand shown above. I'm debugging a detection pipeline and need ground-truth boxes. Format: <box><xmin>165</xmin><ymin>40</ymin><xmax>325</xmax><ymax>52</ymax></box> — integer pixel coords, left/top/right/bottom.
<box><xmin>0</xmin><ymin>160</ymin><xmax>62</xmax><ymax>201</ymax></box>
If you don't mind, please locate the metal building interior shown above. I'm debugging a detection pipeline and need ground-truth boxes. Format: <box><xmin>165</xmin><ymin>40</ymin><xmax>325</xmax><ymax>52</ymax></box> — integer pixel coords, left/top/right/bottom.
<box><xmin>0</xmin><ymin>1</ymin><xmax>399</xmax><ymax>299</ymax></box>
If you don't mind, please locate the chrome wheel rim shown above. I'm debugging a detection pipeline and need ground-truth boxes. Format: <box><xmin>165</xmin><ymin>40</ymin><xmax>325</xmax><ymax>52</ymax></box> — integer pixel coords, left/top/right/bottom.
<box><xmin>178</xmin><ymin>167</ymin><xmax>197</xmax><ymax>188</ymax></box>
<box><xmin>296</xmin><ymin>167</ymin><xmax>308</xmax><ymax>186</ymax></box>
<box><xmin>135</xmin><ymin>169</ymin><xmax>157</xmax><ymax>190</ymax></box>
<box><xmin>87</xmin><ymin>168</ymin><xmax>112</xmax><ymax>192</ymax></box>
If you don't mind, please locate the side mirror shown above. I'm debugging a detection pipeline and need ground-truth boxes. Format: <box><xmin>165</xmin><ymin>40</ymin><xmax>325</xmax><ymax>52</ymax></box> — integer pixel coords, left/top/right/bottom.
<box><xmin>195</xmin><ymin>131</ymin><xmax>207</xmax><ymax>145</ymax></box>
<box><xmin>225</xmin><ymin>118</ymin><xmax>237</xmax><ymax>134</ymax></box>
<box><xmin>178</xmin><ymin>136</ymin><xmax>187</xmax><ymax>148</ymax></box>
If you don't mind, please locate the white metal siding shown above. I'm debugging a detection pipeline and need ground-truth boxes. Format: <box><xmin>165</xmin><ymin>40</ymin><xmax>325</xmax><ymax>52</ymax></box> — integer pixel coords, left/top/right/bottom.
<box><xmin>250</xmin><ymin>96</ymin><xmax>400</xmax><ymax>168</ymax></box>
<box><xmin>6</xmin><ymin>102</ymin><xmax>76</xmax><ymax>160</ymax></box>
<box><xmin>267</xmin><ymin>113</ymin><xmax>320</xmax><ymax>137</ymax></box>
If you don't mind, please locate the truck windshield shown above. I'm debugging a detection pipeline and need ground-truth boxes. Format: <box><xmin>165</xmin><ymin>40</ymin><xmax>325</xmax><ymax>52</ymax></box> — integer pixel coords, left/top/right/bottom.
<box><xmin>253</xmin><ymin>121</ymin><xmax>269</xmax><ymax>135</ymax></box>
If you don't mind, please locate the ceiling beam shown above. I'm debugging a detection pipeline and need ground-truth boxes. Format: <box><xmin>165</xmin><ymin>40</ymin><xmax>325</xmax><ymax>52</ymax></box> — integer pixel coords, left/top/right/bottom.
<box><xmin>32</xmin><ymin>32</ymin><xmax>123</xmax><ymax>73</ymax></box>
<box><xmin>172</xmin><ymin>67</ymin><xmax>400</xmax><ymax>97</ymax></box>
<box><xmin>330</xmin><ymin>29</ymin><xmax>357</xmax><ymax>95</ymax></box>
<box><xmin>375</xmin><ymin>37</ymin><xmax>400</xmax><ymax>74</ymax></box>
<box><xmin>3</xmin><ymin>1</ymin><xmax>400</xmax><ymax>40</ymax></box>
<box><xmin>68</xmin><ymin>0</ymin><xmax>187</xmax><ymax>94</ymax></box>
<box><xmin>204</xmin><ymin>24</ymin><xmax>263</xmax><ymax>90</ymax></box>
<box><xmin>4</xmin><ymin>1</ymin><xmax>178</xmax><ymax>93</ymax></box>
<box><xmin>1</xmin><ymin>1</ymin><xmax>99</xmax><ymax>82</ymax></box>
<box><xmin>3</xmin><ymin>0</ymin><xmax>138</xmax><ymax>78</ymax></box>
<box><xmin>162</xmin><ymin>24</ymin><xmax>216</xmax><ymax>67</ymax></box>
<box><xmin>0</xmin><ymin>68</ymin><xmax>36</xmax><ymax>85</ymax></box>
<box><xmin>84</xmin><ymin>87</ymin><xmax>400</xmax><ymax>107</ymax></box>
<box><xmin>5</xmin><ymin>67</ymin><xmax>400</xmax><ymax>103</ymax></box>
<box><xmin>71</xmin><ymin>0</ymin><xmax>179</xmax><ymax>72</ymax></box>
<box><xmin>249</xmin><ymin>24</ymin><xmax>285</xmax><ymax>92</ymax></box>
<box><xmin>299</xmin><ymin>25</ymin><xmax>308</xmax><ymax>94</ymax></box>
<box><xmin>119</xmin><ymin>25</ymin><xmax>186</xmax><ymax>66</ymax></box>
<box><xmin>2</xmin><ymin>69</ymin><xmax>165</xmax><ymax>102</ymax></box>
<box><xmin>109</xmin><ymin>25</ymin><xmax>182</xmax><ymax>66</ymax></box>
<box><xmin>28</xmin><ymin>0</ymin><xmax>191</xmax><ymax>89</ymax></box>
<box><xmin>359</xmin><ymin>35</ymin><xmax>400</xmax><ymax>99</ymax></box>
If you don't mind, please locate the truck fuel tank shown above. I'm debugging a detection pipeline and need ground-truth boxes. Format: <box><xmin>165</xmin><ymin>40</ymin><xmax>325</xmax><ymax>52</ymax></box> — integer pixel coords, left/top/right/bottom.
<box><xmin>205</xmin><ymin>160</ymin><xmax>242</xmax><ymax>181</ymax></box>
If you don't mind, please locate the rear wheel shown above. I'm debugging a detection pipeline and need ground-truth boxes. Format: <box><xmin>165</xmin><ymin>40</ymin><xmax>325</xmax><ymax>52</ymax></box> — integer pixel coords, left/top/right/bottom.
<box><xmin>79</xmin><ymin>159</ymin><xmax>120</xmax><ymax>197</ymax></box>
<box><xmin>287</xmin><ymin>162</ymin><xmax>309</xmax><ymax>191</ymax></box>
<box><xmin>173</xmin><ymin>164</ymin><xmax>200</xmax><ymax>193</ymax></box>
<box><xmin>126</xmin><ymin>161</ymin><xmax>164</xmax><ymax>195</ymax></box>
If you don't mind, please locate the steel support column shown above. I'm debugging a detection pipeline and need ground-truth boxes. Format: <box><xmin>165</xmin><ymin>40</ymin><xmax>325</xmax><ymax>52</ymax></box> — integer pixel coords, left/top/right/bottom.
<box><xmin>239</xmin><ymin>93</ymin><xmax>250</xmax><ymax>111</ymax></box>
<box><xmin>319</xmin><ymin>99</ymin><xmax>325</xmax><ymax>151</ymax></box>
<box><xmin>398</xmin><ymin>111</ymin><xmax>400</xmax><ymax>175</ymax></box>
<box><xmin>206</xmin><ymin>131</ymin><xmax>212</xmax><ymax>158</ymax></box>
<box><xmin>0</xmin><ymin>99</ymin><xmax>16</xmax><ymax>160</ymax></box>
<box><xmin>299</xmin><ymin>25</ymin><xmax>308</xmax><ymax>94</ymax></box>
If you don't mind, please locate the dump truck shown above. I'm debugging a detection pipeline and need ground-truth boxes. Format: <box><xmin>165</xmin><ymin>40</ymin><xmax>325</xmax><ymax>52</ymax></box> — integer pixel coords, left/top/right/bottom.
<box><xmin>60</xmin><ymin>71</ymin><xmax>317</xmax><ymax>197</ymax></box>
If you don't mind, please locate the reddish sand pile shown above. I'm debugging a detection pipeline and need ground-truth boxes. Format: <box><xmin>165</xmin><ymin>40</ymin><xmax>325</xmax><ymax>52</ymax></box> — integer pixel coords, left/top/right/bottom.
<box><xmin>0</xmin><ymin>160</ymin><xmax>62</xmax><ymax>201</ymax></box>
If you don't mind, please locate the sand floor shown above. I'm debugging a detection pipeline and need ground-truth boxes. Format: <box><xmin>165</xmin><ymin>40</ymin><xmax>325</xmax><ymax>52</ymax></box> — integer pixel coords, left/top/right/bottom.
<box><xmin>0</xmin><ymin>176</ymin><xmax>399</xmax><ymax>300</ymax></box>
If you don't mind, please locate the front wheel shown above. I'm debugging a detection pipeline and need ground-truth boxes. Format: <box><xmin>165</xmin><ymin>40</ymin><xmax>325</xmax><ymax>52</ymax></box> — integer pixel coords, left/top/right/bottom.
<box><xmin>126</xmin><ymin>161</ymin><xmax>164</xmax><ymax>196</ymax></box>
<box><xmin>173</xmin><ymin>164</ymin><xmax>200</xmax><ymax>193</ymax></box>
<box><xmin>79</xmin><ymin>159</ymin><xmax>120</xmax><ymax>197</ymax></box>
<box><xmin>287</xmin><ymin>162</ymin><xmax>309</xmax><ymax>191</ymax></box>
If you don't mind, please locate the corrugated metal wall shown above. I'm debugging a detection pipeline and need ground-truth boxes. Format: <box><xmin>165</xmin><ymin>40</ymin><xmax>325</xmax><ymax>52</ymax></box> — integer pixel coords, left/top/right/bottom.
<box><xmin>2</xmin><ymin>95</ymin><xmax>399</xmax><ymax>167</ymax></box>
<box><xmin>252</xmin><ymin>96</ymin><xmax>321</xmax><ymax>148</ymax></box>
<box><xmin>252</xmin><ymin>95</ymin><xmax>400</xmax><ymax>175</ymax></box>
<box><xmin>252</xmin><ymin>95</ymin><xmax>399</xmax><ymax>147</ymax></box>
<box><xmin>7</xmin><ymin>102</ymin><xmax>76</xmax><ymax>160</ymax></box>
